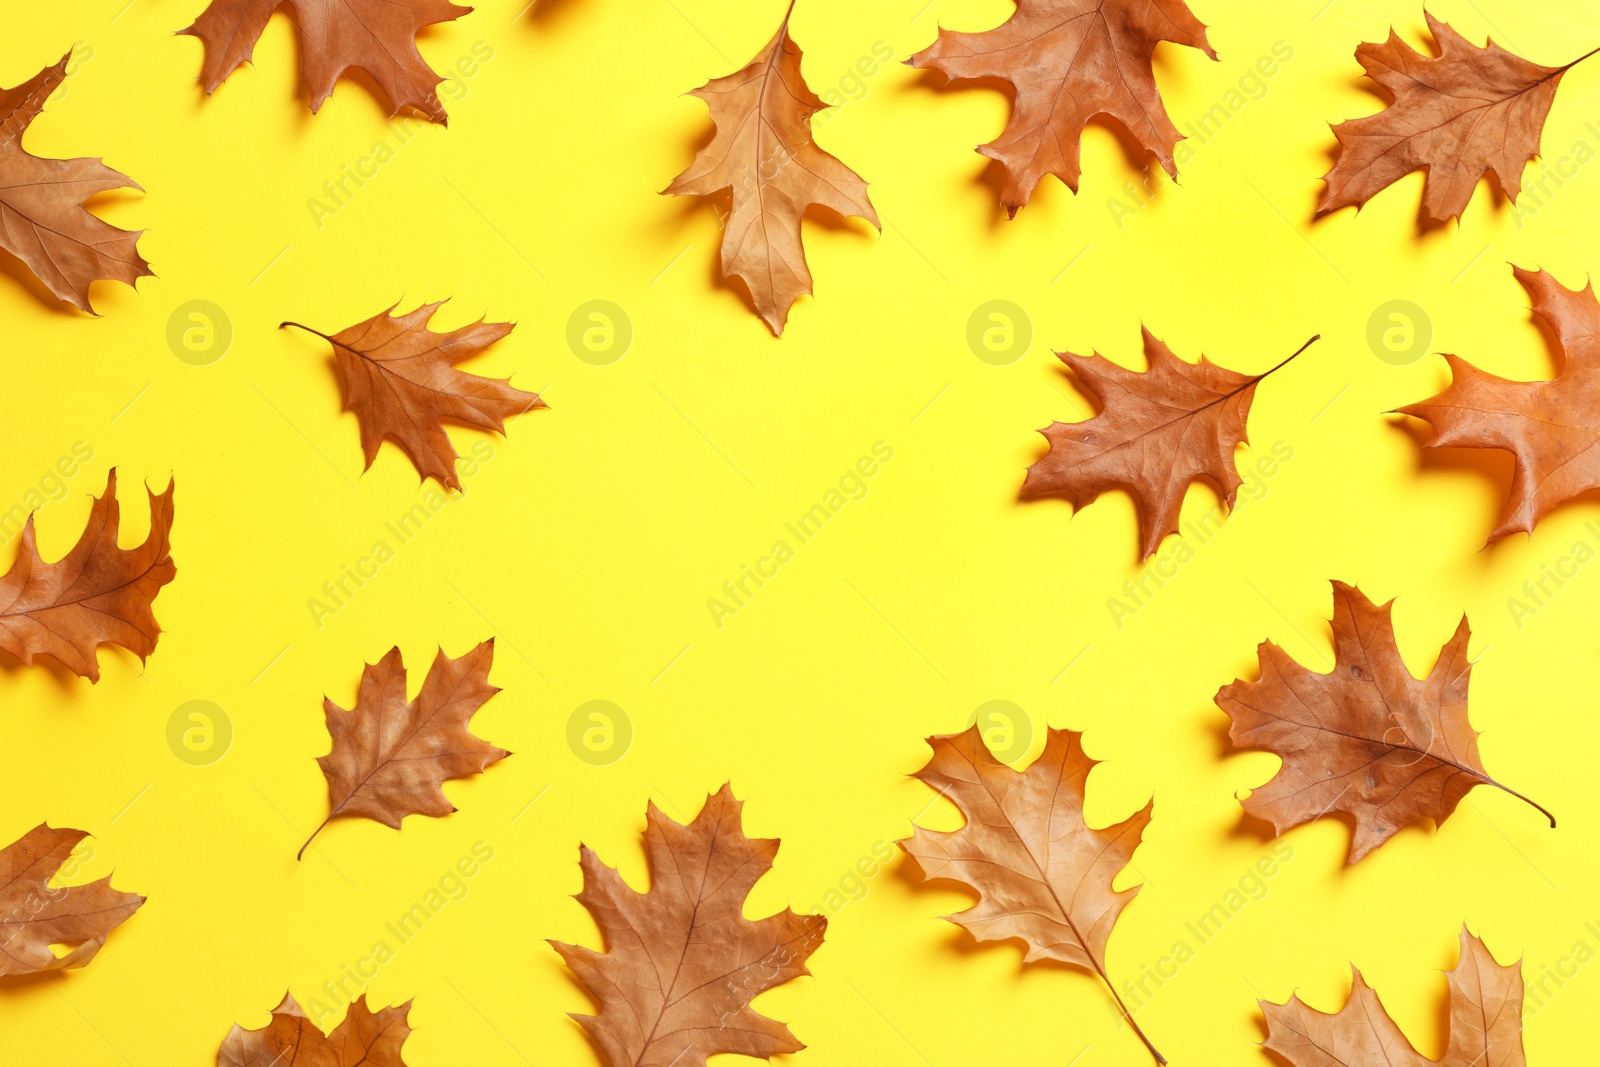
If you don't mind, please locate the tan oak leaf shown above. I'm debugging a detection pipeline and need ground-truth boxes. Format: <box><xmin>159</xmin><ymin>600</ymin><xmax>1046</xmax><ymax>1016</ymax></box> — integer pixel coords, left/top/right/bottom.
<box><xmin>299</xmin><ymin>641</ymin><xmax>507</xmax><ymax>858</ymax></box>
<box><xmin>181</xmin><ymin>0</ymin><xmax>471</xmax><ymax>122</ymax></box>
<box><xmin>1262</xmin><ymin>927</ymin><xmax>1526</xmax><ymax>1067</ymax></box>
<box><xmin>1022</xmin><ymin>329</ymin><xmax>1315</xmax><ymax>560</ymax></box>
<box><xmin>0</xmin><ymin>469</ymin><xmax>175</xmax><ymax>682</ymax></box>
<box><xmin>1319</xmin><ymin>13</ymin><xmax>1598</xmax><ymax>223</ymax></box>
<box><xmin>553</xmin><ymin>784</ymin><xmax>826</xmax><ymax>1067</ymax></box>
<box><xmin>1399</xmin><ymin>266</ymin><xmax>1600</xmax><ymax>545</ymax></box>
<box><xmin>0</xmin><ymin>824</ymin><xmax>143</xmax><ymax>976</ymax></box>
<box><xmin>282</xmin><ymin>302</ymin><xmax>543</xmax><ymax>491</ymax></box>
<box><xmin>910</xmin><ymin>0</ymin><xmax>1217</xmax><ymax>216</ymax></box>
<box><xmin>0</xmin><ymin>51</ymin><xmax>150</xmax><ymax>311</ymax></box>
<box><xmin>218</xmin><ymin>993</ymin><xmax>413</xmax><ymax>1065</ymax></box>
<box><xmin>901</xmin><ymin>726</ymin><xmax>1164</xmax><ymax>1063</ymax></box>
<box><xmin>666</xmin><ymin>5</ymin><xmax>879</xmax><ymax>336</ymax></box>
<box><xmin>1217</xmin><ymin>580</ymin><xmax>1552</xmax><ymax>865</ymax></box>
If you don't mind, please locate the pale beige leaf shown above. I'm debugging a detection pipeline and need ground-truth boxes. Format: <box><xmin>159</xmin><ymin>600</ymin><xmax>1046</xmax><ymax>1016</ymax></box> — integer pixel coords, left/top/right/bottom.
<box><xmin>666</xmin><ymin>11</ymin><xmax>878</xmax><ymax>335</ymax></box>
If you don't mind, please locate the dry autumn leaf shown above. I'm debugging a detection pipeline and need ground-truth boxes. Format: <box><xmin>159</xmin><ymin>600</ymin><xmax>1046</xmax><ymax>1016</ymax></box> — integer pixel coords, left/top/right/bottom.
<box><xmin>1262</xmin><ymin>927</ymin><xmax>1525</xmax><ymax>1067</ymax></box>
<box><xmin>299</xmin><ymin>641</ymin><xmax>507</xmax><ymax>859</ymax></box>
<box><xmin>1319</xmin><ymin>13</ymin><xmax>1598</xmax><ymax>224</ymax></box>
<box><xmin>910</xmin><ymin>0</ymin><xmax>1216</xmax><ymax>217</ymax></box>
<box><xmin>218</xmin><ymin>993</ymin><xmax>412</xmax><ymax>1065</ymax></box>
<box><xmin>1399</xmin><ymin>265</ymin><xmax>1600</xmax><ymax>546</ymax></box>
<box><xmin>552</xmin><ymin>784</ymin><xmax>826</xmax><ymax>1067</ymax></box>
<box><xmin>1022</xmin><ymin>330</ymin><xmax>1317</xmax><ymax>561</ymax></box>
<box><xmin>0</xmin><ymin>469</ymin><xmax>175</xmax><ymax>682</ymax></box>
<box><xmin>281</xmin><ymin>302</ymin><xmax>543</xmax><ymax>491</ymax></box>
<box><xmin>181</xmin><ymin>0</ymin><xmax>470</xmax><ymax>122</ymax></box>
<box><xmin>900</xmin><ymin>726</ymin><xmax>1165</xmax><ymax>1064</ymax></box>
<box><xmin>1217</xmin><ymin>580</ymin><xmax>1552</xmax><ymax>865</ymax></box>
<box><xmin>0</xmin><ymin>51</ymin><xmax>150</xmax><ymax>312</ymax></box>
<box><xmin>0</xmin><ymin>823</ymin><xmax>143</xmax><ymax>977</ymax></box>
<box><xmin>665</xmin><ymin>3</ymin><xmax>879</xmax><ymax>336</ymax></box>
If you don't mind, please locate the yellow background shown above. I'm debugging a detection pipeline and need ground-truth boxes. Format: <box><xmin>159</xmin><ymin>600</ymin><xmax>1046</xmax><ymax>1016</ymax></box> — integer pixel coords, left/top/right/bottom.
<box><xmin>3</xmin><ymin>0</ymin><xmax>1599</xmax><ymax>1062</ymax></box>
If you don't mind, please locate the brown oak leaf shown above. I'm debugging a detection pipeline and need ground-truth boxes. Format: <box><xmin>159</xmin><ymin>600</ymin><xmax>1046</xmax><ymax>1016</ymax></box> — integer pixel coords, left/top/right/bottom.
<box><xmin>909</xmin><ymin>0</ymin><xmax>1216</xmax><ymax>217</ymax></box>
<box><xmin>219</xmin><ymin>993</ymin><xmax>412</xmax><ymax>1065</ymax></box>
<box><xmin>0</xmin><ymin>51</ymin><xmax>150</xmax><ymax>312</ymax></box>
<box><xmin>1262</xmin><ymin>927</ymin><xmax>1525</xmax><ymax>1067</ymax></box>
<box><xmin>552</xmin><ymin>784</ymin><xmax>825</xmax><ymax>1067</ymax></box>
<box><xmin>665</xmin><ymin>6</ymin><xmax>879</xmax><ymax>336</ymax></box>
<box><xmin>900</xmin><ymin>726</ymin><xmax>1164</xmax><ymax>1063</ymax></box>
<box><xmin>1319</xmin><ymin>13</ymin><xmax>1598</xmax><ymax>223</ymax></box>
<box><xmin>1399</xmin><ymin>265</ymin><xmax>1600</xmax><ymax>546</ymax></box>
<box><xmin>0</xmin><ymin>469</ymin><xmax>175</xmax><ymax>682</ymax></box>
<box><xmin>1217</xmin><ymin>580</ymin><xmax>1552</xmax><ymax>865</ymax></box>
<box><xmin>1022</xmin><ymin>330</ymin><xmax>1316</xmax><ymax>560</ymax></box>
<box><xmin>299</xmin><ymin>641</ymin><xmax>507</xmax><ymax>859</ymax></box>
<box><xmin>281</xmin><ymin>303</ymin><xmax>543</xmax><ymax>491</ymax></box>
<box><xmin>181</xmin><ymin>0</ymin><xmax>470</xmax><ymax>123</ymax></box>
<box><xmin>0</xmin><ymin>824</ymin><xmax>143</xmax><ymax>976</ymax></box>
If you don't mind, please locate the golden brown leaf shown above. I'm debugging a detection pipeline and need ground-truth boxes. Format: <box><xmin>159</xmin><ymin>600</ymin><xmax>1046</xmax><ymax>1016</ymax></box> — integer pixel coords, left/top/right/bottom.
<box><xmin>910</xmin><ymin>0</ymin><xmax>1216</xmax><ymax>216</ymax></box>
<box><xmin>181</xmin><ymin>0</ymin><xmax>471</xmax><ymax>123</ymax></box>
<box><xmin>666</xmin><ymin>7</ymin><xmax>879</xmax><ymax>336</ymax></box>
<box><xmin>0</xmin><ymin>469</ymin><xmax>175</xmax><ymax>682</ymax></box>
<box><xmin>282</xmin><ymin>302</ymin><xmax>543</xmax><ymax>491</ymax></box>
<box><xmin>552</xmin><ymin>784</ymin><xmax>826</xmax><ymax>1067</ymax></box>
<box><xmin>1262</xmin><ymin>927</ymin><xmax>1525</xmax><ymax>1067</ymax></box>
<box><xmin>1399</xmin><ymin>266</ymin><xmax>1600</xmax><ymax>545</ymax></box>
<box><xmin>299</xmin><ymin>641</ymin><xmax>507</xmax><ymax>859</ymax></box>
<box><xmin>900</xmin><ymin>726</ymin><xmax>1164</xmax><ymax>1063</ymax></box>
<box><xmin>1319</xmin><ymin>14</ymin><xmax>1595</xmax><ymax>223</ymax></box>
<box><xmin>1217</xmin><ymin>581</ymin><xmax>1552</xmax><ymax>865</ymax></box>
<box><xmin>218</xmin><ymin>993</ymin><xmax>413</xmax><ymax>1066</ymax></box>
<box><xmin>0</xmin><ymin>52</ymin><xmax>150</xmax><ymax>312</ymax></box>
<box><xmin>1022</xmin><ymin>330</ymin><xmax>1315</xmax><ymax>560</ymax></box>
<box><xmin>0</xmin><ymin>823</ymin><xmax>143</xmax><ymax>977</ymax></box>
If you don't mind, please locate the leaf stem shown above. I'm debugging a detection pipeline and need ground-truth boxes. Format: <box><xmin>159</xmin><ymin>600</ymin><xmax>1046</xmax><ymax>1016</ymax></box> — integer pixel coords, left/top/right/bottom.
<box><xmin>1563</xmin><ymin>45</ymin><xmax>1600</xmax><ymax>71</ymax></box>
<box><xmin>279</xmin><ymin>320</ymin><xmax>334</xmax><ymax>344</ymax></box>
<box><xmin>1253</xmin><ymin>334</ymin><xmax>1321</xmax><ymax>382</ymax></box>
<box><xmin>1487</xmin><ymin>778</ymin><xmax>1557</xmax><ymax>828</ymax></box>
<box><xmin>297</xmin><ymin>815</ymin><xmax>333</xmax><ymax>861</ymax></box>
<box><xmin>1099</xmin><ymin>972</ymin><xmax>1167</xmax><ymax>1065</ymax></box>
